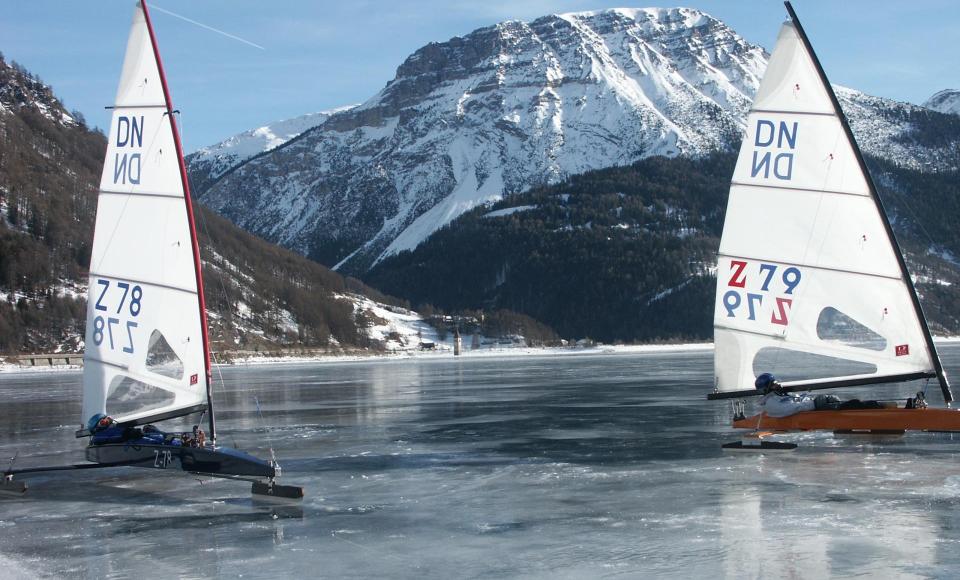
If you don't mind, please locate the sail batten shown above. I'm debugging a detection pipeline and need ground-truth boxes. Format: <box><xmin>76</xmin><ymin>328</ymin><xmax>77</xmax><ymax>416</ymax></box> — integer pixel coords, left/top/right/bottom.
<box><xmin>81</xmin><ymin>1</ymin><xmax>209</xmax><ymax>426</ymax></box>
<box><xmin>717</xmin><ymin>254</ymin><xmax>905</xmax><ymax>282</ymax></box>
<box><xmin>730</xmin><ymin>181</ymin><xmax>872</xmax><ymax>199</ymax></box>
<box><xmin>86</xmin><ymin>273</ymin><xmax>199</xmax><ymax>296</ymax></box>
<box><xmin>712</xmin><ymin>4</ymin><xmax>949</xmax><ymax>400</ymax></box>
<box><xmin>105</xmin><ymin>103</ymin><xmax>168</xmax><ymax>110</ymax></box>
<box><xmin>751</xmin><ymin>108</ymin><xmax>836</xmax><ymax>118</ymax></box>
<box><xmin>98</xmin><ymin>188</ymin><xmax>187</xmax><ymax>199</ymax></box>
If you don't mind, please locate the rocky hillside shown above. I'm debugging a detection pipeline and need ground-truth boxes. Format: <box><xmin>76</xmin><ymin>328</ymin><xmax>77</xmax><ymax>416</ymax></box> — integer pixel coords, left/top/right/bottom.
<box><xmin>924</xmin><ymin>89</ymin><xmax>960</xmax><ymax>116</ymax></box>
<box><xmin>190</xmin><ymin>7</ymin><xmax>960</xmax><ymax>275</ymax></box>
<box><xmin>0</xmin><ymin>54</ymin><xmax>429</xmax><ymax>355</ymax></box>
<box><xmin>186</xmin><ymin>105</ymin><xmax>356</xmax><ymax>195</ymax></box>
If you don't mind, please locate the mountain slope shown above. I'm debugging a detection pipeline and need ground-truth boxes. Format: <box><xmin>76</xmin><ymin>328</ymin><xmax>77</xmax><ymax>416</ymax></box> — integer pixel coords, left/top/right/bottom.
<box><xmin>191</xmin><ymin>7</ymin><xmax>960</xmax><ymax>275</ymax></box>
<box><xmin>186</xmin><ymin>106</ymin><xmax>356</xmax><ymax>195</ymax></box>
<box><xmin>366</xmin><ymin>152</ymin><xmax>960</xmax><ymax>341</ymax></box>
<box><xmin>0</xmin><ymin>54</ymin><xmax>415</xmax><ymax>355</ymax></box>
<box><xmin>194</xmin><ymin>8</ymin><xmax>764</xmax><ymax>273</ymax></box>
<box><xmin>924</xmin><ymin>89</ymin><xmax>960</xmax><ymax>116</ymax></box>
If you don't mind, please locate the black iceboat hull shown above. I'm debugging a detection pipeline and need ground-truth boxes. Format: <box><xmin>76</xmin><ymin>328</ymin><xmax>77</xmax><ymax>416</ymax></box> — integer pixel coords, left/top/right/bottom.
<box><xmin>86</xmin><ymin>443</ymin><xmax>276</xmax><ymax>479</ymax></box>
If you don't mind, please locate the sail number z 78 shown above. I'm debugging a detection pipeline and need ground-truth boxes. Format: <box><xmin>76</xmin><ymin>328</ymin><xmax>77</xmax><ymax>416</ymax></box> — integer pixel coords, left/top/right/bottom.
<box><xmin>92</xmin><ymin>279</ymin><xmax>142</xmax><ymax>354</ymax></box>
<box><xmin>723</xmin><ymin>260</ymin><xmax>801</xmax><ymax>326</ymax></box>
<box><xmin>153</xmin><ymin>449</ymin><xmax>173</xmax><ymax>469</ymax></box>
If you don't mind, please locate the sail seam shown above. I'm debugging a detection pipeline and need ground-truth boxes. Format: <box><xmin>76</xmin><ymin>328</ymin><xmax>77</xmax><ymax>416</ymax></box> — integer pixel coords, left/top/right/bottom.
<box><xmin>717</xmin><ymin>253</ymin><xmax>903</xmax><ymax>281</ymax></box>
<box><xmin>730</xmin><ymin>181</ymin><xmax>867</xmax><ymax>198</ymax></box>
<box><xmin>107</xmin><ymin>103</ymin><xmax>167</xmax><ymax>110</ymax></box>
<box><xmin>85</xmin><ymin>357</ymin><xmax>129</xmax><ymax>371</ymax></box>
<box><xmin>88</xmin><ymin>272</ymin><xmax>198</xmax><ymax>295</ymax></box>
<box><xmin>750</xmin><ymin>108</ymin><xmax>835</xmax><ymax>118</ymax></box>
<box><xmin>712</xmin><ymin>324</ymin><xmax>785</xmax><ymax>340</ymax></box>
<box><xmin>99</xmin><ymin>189</ymin><xmax>184</xmax><ymax>199</ymax></box>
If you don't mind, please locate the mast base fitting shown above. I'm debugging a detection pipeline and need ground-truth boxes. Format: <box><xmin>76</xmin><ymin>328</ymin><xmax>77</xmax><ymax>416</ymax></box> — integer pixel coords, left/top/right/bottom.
<box><xmin>252</xmin><ymin>481</ymin><xmax>304</xmax><ymax>499</ymax></box>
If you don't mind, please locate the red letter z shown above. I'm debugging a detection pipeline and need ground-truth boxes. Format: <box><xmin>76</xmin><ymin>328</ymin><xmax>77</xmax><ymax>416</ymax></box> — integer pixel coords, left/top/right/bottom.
<box><xmin>729</xmin><ymin>260</ymin><xmax>747</xmax><ymax>288</ymax></box>
<box><xmin>771</xmin><ymin>297</ymin><xmax>792</xmax><ymax>325</ymax></box>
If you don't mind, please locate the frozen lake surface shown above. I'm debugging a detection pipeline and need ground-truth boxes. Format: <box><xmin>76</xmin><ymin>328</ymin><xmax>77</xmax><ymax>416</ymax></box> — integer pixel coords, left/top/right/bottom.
<box><xmin>4</xmin><ymin>346</ymin><xmax>960</xmax><ymax>578</ymax></box>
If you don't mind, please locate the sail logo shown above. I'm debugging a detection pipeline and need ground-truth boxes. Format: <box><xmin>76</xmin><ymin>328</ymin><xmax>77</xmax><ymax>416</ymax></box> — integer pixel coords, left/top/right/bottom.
<box><xmin>723</xmin><ymin>260</ymin><xmax>801</xmax><ymax>326</ymax></box>
<box><xmin>113</xmin><ymin>115</ymin><xmax>144</xmax><ymax>185</ymax></box>
<box><xmin>751</xmin><ymin>120</ymin><xmax>797</xmax><ymax>181</ymax></box>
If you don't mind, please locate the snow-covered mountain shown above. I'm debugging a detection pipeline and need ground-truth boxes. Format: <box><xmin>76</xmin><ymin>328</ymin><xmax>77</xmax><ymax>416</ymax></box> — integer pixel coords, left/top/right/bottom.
<box><xmin>924</xmin><ymin>89</ymin><xmax>960</xmax><ymax>116</ymax></box>
<box><xmin>186</xmin><ymin>106</ymin><xmax>355</xmax><ymax>195</ymax></box>
<box><xmin>190</xmin><ymin>7</ymin><xmax>960</xmax><ymax>274</ymax></box>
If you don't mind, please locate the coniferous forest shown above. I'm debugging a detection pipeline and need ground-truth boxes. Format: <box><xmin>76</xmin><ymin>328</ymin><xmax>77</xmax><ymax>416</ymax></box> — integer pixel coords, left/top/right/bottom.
<box><xmin>366</xmin><ymin>152</ymin><xmax>960</xmax><ymax>342</ymax></box>
<box><xmin>0</xmin><ymin>54</ymin><xmax>410</xmax><ymax>355</ymax></box>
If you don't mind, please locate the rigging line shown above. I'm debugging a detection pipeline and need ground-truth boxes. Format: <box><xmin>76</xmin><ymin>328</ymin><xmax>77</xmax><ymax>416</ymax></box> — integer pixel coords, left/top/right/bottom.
<box><xmin>211</xmin><ymin>350</ymin><xmax>226</xmax><ymax>434</ymax></box>
<box><xmin>875</xmin><ymin>171</ymin><xmax>941</xmax><ymax>257</ymax></box>
<box><xmin>773</xmin><ymin>131</ymin><xmax>844</xmax><ymax>374</ymax></box>
<box><xmin>767</xmin><ymin>100</ymin><xmax>847</xmax><ymax>381</ymax></box>
<box><xmin>253</xmin><ymin>396</ymin><xmax>278</xmax><ymax>465</ymax></box>
<box><xmin>810</xmin><ymin>130</ymin><xmax>845</xmax><ymax>264</ymax></box>
<box><xmin>92</xmin><ymin>115</ymin><xmax>170</xmax><ymax>273</ymax></box>
<box><xmin>191</xmin><ymin>175</ymin><xmax>238</xmax><ymax>358</ymax></box>
<box><xmin>149</xmin><ymin>4</ymin><xmax>266</xmax><ymax>50</ymax></box>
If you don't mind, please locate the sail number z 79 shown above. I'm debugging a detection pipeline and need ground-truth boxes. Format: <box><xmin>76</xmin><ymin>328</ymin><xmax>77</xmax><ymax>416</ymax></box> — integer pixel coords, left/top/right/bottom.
<box><xmin>723</xmin><ymin>260</ymin><xmax>801</xmax><ymax>326</ymax></box>
<box><xmin>91</xmin><ymin>279</ymin><xmax>142</xmax><ymax>354</ymax></box>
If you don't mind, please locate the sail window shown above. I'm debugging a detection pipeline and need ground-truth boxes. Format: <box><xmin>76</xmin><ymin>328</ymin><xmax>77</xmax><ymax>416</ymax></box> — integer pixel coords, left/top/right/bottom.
<box><xmin>816</xmin><ymin>307</ymin><xmax>886</xmax><ymax>351</ymax></box>
<box><xmin>752</xmin><ymin>347</ymin><xmax>877</xmax><ymax>382</ymax></box>
<box><xmin>106</xmin><ymin>376</ymin><xmax>176</xmax><ymax>417</ymax></box>
<box><xmin>146</xmin><ymin>330</ymin><xmax>184</xmax><ymax>379</ymax></box>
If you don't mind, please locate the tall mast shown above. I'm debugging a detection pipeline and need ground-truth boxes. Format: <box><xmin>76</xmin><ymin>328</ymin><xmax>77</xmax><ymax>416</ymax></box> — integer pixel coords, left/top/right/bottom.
<box><xmin>783</xmin><ymin>1</ymin><xmax>952</xmax><ymax>404</ymax></box>
<box><xmin>139</xmin><ymin>0</ymin><xmax>219</xmax><ymax>437</ymax></box>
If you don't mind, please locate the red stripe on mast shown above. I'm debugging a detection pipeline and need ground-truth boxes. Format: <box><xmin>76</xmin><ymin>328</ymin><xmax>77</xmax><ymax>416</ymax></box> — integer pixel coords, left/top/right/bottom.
<box><xmin>138</xmin><ymin>1</ymin><xmax>216</xmax><ymax>438</ymax></box>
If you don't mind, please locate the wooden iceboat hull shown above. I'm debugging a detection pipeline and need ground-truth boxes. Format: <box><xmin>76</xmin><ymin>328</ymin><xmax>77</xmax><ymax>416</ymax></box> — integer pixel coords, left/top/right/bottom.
<box><xmin>86</xmin><ymin>443</ymin><xmax>275</xmax><ymax>478</ymax></box>
<box><xmin>733</xmin><ymin>408</ymin><xmax>960</xmax><ymax>433</ymax></box>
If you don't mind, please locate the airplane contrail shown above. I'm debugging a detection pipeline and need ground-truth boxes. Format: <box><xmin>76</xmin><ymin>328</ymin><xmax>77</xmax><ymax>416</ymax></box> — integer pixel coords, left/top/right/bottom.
<box><xmin>150</xmin><ymin>3</ymin><xmax>266</xmax><ymax>50</ymax></box>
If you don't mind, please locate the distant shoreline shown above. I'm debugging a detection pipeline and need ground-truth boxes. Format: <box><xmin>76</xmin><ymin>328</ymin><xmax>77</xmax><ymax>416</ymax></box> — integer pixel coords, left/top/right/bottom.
<box><xmin>223</xmin><ymin>342</ymin><xmax>716</xmax><ymax>367</ymax></box>
<box><xmin>0</xmin><ymin>342</ymin><xmax>714</xmax><ymax>373</ymax></box>
<box><xmin>5</xmin><ymin>337</ymin><xmax>960</xmax><ymax>374</ymax></box>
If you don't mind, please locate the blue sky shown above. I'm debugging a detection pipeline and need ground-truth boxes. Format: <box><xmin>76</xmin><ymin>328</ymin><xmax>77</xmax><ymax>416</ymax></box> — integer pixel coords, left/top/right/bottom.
<box><xmin>2</xmin><ymin>1</ymin><xmax>957</xmax><ymax>152</ymax></box>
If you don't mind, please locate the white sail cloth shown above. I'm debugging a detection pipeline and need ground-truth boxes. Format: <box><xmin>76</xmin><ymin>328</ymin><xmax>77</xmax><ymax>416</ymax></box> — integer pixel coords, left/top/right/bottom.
<box><xmin>713</xmin><ymin>22</ymin><xmax>935</xmax><ymax>394</ymax></box>
<box><xmin>82</xmin><ymin>4</ymin><xmax>207</xmax><ymax>425</ymax></box>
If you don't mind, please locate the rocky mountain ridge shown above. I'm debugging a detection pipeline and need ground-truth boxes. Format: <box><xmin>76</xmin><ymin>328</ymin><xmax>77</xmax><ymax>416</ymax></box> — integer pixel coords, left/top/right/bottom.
<box><xmin>924</xmin><ymin>89</ymin><xmax>960</xmax><ymax>116</ymax></box>
<box><xmin>0</xmin><ymin>55</ymin><xmax>76</xmax><ymax>127</ymax></box>
<box><xmin>190</xmin><ymin>7</ymin><xmax>960</xmax><ymax>275</ymax></box>
<box><xmin>186</xmin><ymin>105</ymin><xmax>356</xmax><ymax>195</ymax></box>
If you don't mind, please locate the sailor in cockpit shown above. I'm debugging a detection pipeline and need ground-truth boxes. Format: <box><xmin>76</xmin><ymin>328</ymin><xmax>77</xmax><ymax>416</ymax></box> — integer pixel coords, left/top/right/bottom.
<box><xmin>755</xmin><ymin>373</ymin><xmax>885</xmax><ymax>417</ymax></box>
<box><xmin>755</xmin><ymin>373</ymin><xmax>817</xmax><ymax>417</ymax></box>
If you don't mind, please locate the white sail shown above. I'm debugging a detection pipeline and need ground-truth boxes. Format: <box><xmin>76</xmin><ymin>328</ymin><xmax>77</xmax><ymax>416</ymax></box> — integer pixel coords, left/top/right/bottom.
<box><xmin>82</xmin><ymin>2</ymin><xmax>208</xmax><ymax>425</ymax></box>
<box><xmin>713</xmin><ymin>20</ymin><xmax>938</xmax><ymax>394</ymax></box>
